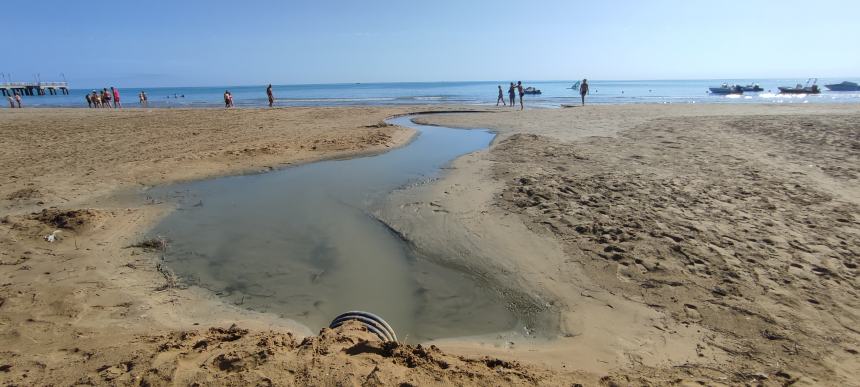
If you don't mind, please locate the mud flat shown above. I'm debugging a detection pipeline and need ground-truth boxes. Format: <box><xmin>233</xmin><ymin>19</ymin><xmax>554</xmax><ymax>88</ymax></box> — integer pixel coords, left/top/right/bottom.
<box><xmin>385</xmin><ymin>103</ymin><xmax>859</xmax><ymax>385</ymax></box>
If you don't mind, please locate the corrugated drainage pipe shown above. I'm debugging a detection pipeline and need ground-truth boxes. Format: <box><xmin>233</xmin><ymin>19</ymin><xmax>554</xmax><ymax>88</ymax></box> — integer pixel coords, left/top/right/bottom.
<box><xmin>329</xmin><ymin>311</ymin><xmax>398</xmax><ymax>342</ymax></box>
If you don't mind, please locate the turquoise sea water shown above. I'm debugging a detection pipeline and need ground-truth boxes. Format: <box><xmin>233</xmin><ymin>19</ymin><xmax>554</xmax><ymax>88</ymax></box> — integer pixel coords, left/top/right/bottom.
<box><xmin>12</xmin><ymin>79</ymin><xmax>860</xmax><ymax>108</ymax></box>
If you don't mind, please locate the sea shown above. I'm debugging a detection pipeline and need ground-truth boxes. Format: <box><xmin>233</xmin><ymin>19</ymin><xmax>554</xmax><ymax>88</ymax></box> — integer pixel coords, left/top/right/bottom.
<box><xmin>14</xmin><ymin>79</ymin><xmax>860</xmax><ymax>108</ymax></box>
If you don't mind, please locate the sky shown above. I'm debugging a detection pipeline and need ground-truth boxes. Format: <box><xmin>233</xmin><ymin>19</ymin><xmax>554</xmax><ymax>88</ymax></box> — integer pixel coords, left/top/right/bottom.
<box><xmin>4</xmin><ymin>0</ymin><xmax>859</xmax><ymax>88</ymax></box>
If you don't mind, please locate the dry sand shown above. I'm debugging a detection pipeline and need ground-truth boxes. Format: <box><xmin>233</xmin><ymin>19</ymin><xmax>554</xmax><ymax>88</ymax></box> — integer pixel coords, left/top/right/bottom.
<box><xmin>1</xmin><ymin>104</ymin><xmax>858</xmax><ymax>386</ymax></box>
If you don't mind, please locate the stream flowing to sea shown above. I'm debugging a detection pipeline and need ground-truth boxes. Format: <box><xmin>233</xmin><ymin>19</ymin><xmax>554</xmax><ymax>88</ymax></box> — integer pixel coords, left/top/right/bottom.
<box><xmin>146</xmin><ymin>116</ymin><xmax>526</xmax><ymax>341</ymax></box>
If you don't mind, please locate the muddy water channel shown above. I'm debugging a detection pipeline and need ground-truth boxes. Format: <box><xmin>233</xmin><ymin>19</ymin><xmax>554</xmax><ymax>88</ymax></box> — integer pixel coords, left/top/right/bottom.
<box><xmin>148</xmin><ymin>116</ymin><xmax>521</xmax><ymax>341</ymax></box>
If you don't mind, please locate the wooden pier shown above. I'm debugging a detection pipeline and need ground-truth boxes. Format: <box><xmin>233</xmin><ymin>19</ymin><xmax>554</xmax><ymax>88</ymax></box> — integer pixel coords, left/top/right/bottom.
<box><xmin>1</xmin><ymin>82</ymin><xmax>70</xmax><ymax>96</ymax></box>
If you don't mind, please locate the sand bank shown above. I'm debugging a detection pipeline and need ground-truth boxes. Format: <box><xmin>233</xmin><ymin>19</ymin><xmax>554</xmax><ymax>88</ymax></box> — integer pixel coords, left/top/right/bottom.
<box><xmin>387</xmin><ymin>103</ymin><xmax>859</xmax><ymax>385</ymax></box>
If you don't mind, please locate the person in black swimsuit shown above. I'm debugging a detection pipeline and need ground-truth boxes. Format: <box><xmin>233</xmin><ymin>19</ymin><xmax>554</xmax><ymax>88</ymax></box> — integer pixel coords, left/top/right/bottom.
<box><xmin>508</xmin><ymin>82</ymin><xmax>515</xmax><ymax>107</ymax></box>
<box><xmin>579</xmin><ymin>79</ymin><xmax>589</xmax><ymax>106</ymax></box>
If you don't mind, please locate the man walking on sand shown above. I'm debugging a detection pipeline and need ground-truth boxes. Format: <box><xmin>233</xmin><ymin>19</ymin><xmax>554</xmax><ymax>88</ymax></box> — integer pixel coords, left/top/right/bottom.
<box><xmin>266</xmin><ymin>84</ymin><xmax>275</xmax><ymax>107</ymax></box>
<box><xmin>496</xmin><ymin>85</ymin><xmax>506</xmax><ymax>106</ymax></box>
<box><xmin>517</xmin><ymin>81</ymin><xmax>524</xmax><ymax>110</ymax></box>
<box><xmin>579</xmin><ymin>79</ymin><xmax>589</xmax><ymax>106</ymax></box>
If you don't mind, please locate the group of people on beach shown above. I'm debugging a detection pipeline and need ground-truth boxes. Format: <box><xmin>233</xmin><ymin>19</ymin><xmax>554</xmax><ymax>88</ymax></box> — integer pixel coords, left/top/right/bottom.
<box><xmin>496</xmin><ymin>81</ymin><xmax>526</xmax><ymax>110</ymax></box>
<box><xmin>85</xmin><ymin>87</ymin><xmax>123</xmax><ymax>108</ymax></box>
<box><xmin>223</xmin><ymin>85</ymin><xmax>275</xmax><ymax>108</ymax></box>
<box><xmin>6</xmin><ymin>92</ymin><xmax>23</xmax><ymax>108</ymax></box>
<box><xmin>84</xmin><ymin>88</ymin><xmax>152</xmax><ymax>108</ymax></box>
<box><xmin>495</xmin><ymin>79</ymin><xmax>591</xmax><ymax>108</ymax></box>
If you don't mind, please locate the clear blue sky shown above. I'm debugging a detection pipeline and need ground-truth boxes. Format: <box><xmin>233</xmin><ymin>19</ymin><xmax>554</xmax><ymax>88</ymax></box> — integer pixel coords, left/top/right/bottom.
<box><xmin>5</xmin><ymin>0</ymin><xmax>858</xmax><ymax>87</ymax></box>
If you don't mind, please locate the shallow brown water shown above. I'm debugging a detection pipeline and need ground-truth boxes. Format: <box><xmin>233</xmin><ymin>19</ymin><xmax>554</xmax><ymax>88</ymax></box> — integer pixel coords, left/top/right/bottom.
<box><xmin>148</xmin><ymin>116</ymin><xmax>523</xmax><ymax>341</ymax></box>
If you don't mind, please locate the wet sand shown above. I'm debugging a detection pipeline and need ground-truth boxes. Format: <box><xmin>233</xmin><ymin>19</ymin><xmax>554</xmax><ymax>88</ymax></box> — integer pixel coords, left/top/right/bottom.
<box><xmin>1</xmin><ymin>104</ymin><xmax>858</xmax><ymax>385</ymax></box>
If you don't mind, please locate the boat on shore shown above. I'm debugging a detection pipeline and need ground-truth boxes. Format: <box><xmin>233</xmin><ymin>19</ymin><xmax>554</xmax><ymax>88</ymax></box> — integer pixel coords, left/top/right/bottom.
<box><xmin>824</xmin><ymin>81</ymin><xmax>860</xmax><ymax>91</ymax></box>
<box><xmin>778</xmin><ymin>79</ymin><xmax>821</xmax><ymax>94</ymax></box>
<box><xmin>709</xmin><ymin>84</ymin><xmax>743</xmax><ymax>95</ymax></box>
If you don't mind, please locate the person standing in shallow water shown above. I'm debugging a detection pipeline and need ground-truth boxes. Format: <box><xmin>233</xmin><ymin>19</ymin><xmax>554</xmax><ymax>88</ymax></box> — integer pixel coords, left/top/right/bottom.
<box><xmin>14</xmin><ymin>92</ymin><xmax>22</xmax><ymax>108</ymax></box>
<box><xmin>516</xmin><ymin>81</ymin><xmax>524</xmax><ymax>110</ymax></box>
<box><xmin>508</xmin><ymin>82</ymin><xmax>516</xmax><ymax>107</ymax></box>
<box><xmin>266</xmin><ymin>84</ymin><xmax>275</xmax><ymax>107</ymax></box>
<box><xmin>579</xmin><ymin>78</ymin><xmax>589</xmax><ymax>106</ymax></box>
<box><xmin>496</xmin><ymin>85</ymin><xmax>506</xmax><ymax>106</ymax></box>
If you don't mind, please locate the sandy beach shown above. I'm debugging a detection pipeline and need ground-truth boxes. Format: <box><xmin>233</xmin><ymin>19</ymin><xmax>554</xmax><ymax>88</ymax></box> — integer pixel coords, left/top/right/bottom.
<box><xmin>1</xmin><ymin>104</ymin><xmax>858</xmax><ymax>385</ymax></box>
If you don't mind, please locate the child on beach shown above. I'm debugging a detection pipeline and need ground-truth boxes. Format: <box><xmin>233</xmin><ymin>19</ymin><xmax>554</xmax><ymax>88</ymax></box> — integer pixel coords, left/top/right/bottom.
<box><xmin>496</xmin><ymin>85</ymin><xmax>506</xmax><ymax>106</ymax></box>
